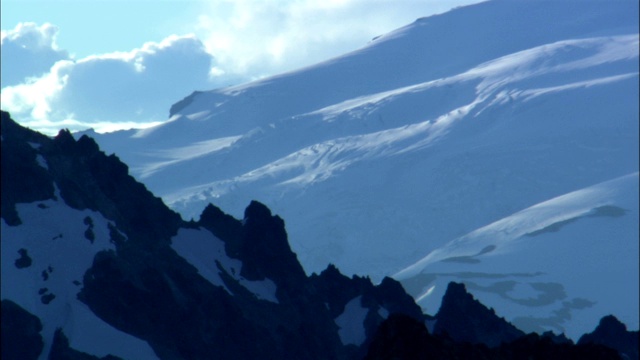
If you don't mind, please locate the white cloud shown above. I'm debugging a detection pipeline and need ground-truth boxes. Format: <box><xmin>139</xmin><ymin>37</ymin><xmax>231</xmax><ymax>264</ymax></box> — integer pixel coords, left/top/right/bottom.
<box><xmin>193</xmin><ymin>0</ymin><xmax>476</xmax><ymax>78</ymax></box>
<box><xmin>1</xmin><ymin>32</ymin><xmax>234</xmax><ymax>135</ymax></box>
<box><xmin>1</xmin><ymin>22</ymin><xmax>70</xmax><ymax>87</ymax></box>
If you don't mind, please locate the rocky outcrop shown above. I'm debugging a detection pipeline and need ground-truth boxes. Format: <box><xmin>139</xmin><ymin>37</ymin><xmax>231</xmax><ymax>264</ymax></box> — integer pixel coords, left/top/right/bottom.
<box><xmin>578</xmin><ymin>315</ymin><xmax>639</xmax><ymax>360</ymax></box>
<box><xmin>308</xmin><ymin>264</ymin><xmax>428</xmax><ymax>358</ymax></box>
<box><xmin>168</xmin><ymin>91</ymin><xmax>201</xmax><ymax>117</ymax></box>
<box><xmin>365</xmin><ymin>313</ymin><xmax>623</xmax><ymax>360</ymax></box>
<box><xmin>541</xmin><ymin>331</ymin><xmax>573</xmax><ymax>344</ymax></box>
<box><xmin>433</xmin><ymin>282</ymin><xmax>525</xmax><ymax>347</ymax></box>
<box><xmin>228</xmin><ymin>200</ymin><xmax>307</xmax><ymax>289</ymax></box>
<box><xmin>1</xmin><ymin>110</ymin><xmax>181</xmax><ymax>244</ymax></box>
<box><xmin>45</xmin><ymin>128</ymin><xmax>182</xmax><ymax>247</ymax></box>
<box><xmin>364</xmin><ymin>313</ymin><xmax>452</xmax><ymax>360</ymax></box>
<box><xmin>1</xmin><ymin>300</ymin><xmax>44</xmax><ymax>360</ymax></box>
<box><xmin>48</xmin><ymin>329</ymin><xmax>123</xmax><ymax>360</ymax></box>
<box><xmin>309</xmin><ymin>264</ymin><xmax>423</xmax><ymax>320</ymax></box>
<box><xmin>1</xmin><ymin>111</ymin><xmax>55</xmax><ymax>225</ymax></box>
<box><xmin>0</xmin><ymin>112</ymin><xmax>420</xmax><ymax>359</ymax></box>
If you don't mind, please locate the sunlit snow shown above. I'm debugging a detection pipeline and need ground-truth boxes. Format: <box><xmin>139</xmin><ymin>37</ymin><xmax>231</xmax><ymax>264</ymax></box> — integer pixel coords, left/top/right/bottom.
<box><xmin>87</xmin><ymin>0</ymin><xmax>639</xmax><ymax>339</ymax></box>
<box><xmin>395</xmin><ymin>173</ymin><xmax>639</xmax><ymax>339</ymax></box>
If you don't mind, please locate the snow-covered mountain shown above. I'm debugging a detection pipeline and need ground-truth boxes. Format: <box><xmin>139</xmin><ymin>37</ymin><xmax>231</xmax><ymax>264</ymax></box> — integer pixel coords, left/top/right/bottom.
<box><xmin>1</xmin><ymin>111</ymin><xmax>426</xmax><ymax>359</ymax></box>
<box><xmin>84</xmin><ymin>0</ymin><xmax>638</xmax><ymax>340</ymax></box>
<box><xmin>7</xmin><ymin>112</ymin><xmax>634</xmax><ymax>359</ymax></box>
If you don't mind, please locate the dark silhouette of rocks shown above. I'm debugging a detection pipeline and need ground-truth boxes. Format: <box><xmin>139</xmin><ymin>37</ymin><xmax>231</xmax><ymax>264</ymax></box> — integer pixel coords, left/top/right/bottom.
<box><xmin>578</xmin><ymin>315</ymin><xmax>639</xmax><ymax>360</ymax></box>
<box><xmin>48</xmin><ymin>329</ymin><xmax>123</xmax><ymax>360</ymax></box>
<box><xmin>1</xmin><ymin>111</ymin><xmax>55</xmax><ymax>225</ymax></box>
<box><xmin>1</xmin><ymin>300</ymin><xmax>44</xmax><ymax>360</ymax></box>
<box><xmin>434</xmin><ymin>282</ymin><xmax>525</xmax><ymax>347</ymax></box>
<box><xmin>365</xmin><ymin>313</ymin><xmax>623</xmax><ymax>360</ymax></box>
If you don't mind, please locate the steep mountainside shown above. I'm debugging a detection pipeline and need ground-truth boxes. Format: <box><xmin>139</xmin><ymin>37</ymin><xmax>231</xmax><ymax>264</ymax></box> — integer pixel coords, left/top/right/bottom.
<box><xmin>1</xmin><ymin>111</ymin><xmax>422</xmax><ymax>359</ymax></box>
<box><xmin>2</xmin><ymin>112</ymin><xmax>636</xmax><ymax>359</ymax></box>
<box><xmin>85</xmin><ymin>0</ymin><xmax>639</xmax><ymax>340</ymax></box>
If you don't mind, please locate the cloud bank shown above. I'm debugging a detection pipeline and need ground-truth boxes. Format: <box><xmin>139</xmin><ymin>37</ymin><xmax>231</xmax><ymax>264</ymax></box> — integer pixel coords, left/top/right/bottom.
<box><xmin>1</xmin><ymin>24</ymin><xmax>227</xmax><ymax>134</ymax></box>
<box><xmin>1</xmin><ymin>23</ymin><xmax>69</xmax><ymax>88</ymax></box>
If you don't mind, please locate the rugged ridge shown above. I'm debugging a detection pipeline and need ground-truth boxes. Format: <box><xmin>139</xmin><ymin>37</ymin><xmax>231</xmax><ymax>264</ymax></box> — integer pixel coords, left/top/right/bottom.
<box><xmin>1</xmin><ymin>300</ymin><xmax>45</xmax><ymax>360</ymax></box>
<box><xmin>578</xmin><ymin>315</ymin><xmax>639</xmax><ymax>360</ymax></box>
<box><xmin>433</xmin><ymin>282</ymin><xmax>525</xmax><ymax>347</ymax></box>
<box><xmin>0</xmin><ymin>111</ymin><xmax>425</xmax><ymax>359</ymax></box>
<box><xmin>364</xmin><ymin>316</ymin><xmax>623</xmax><ymax>360</ymax></box>
<box><xmin>2</xmin><ymin>111</ymin><xmax>636</xmax><ymax>359</ymax></box>
<box><xmin>1</xmin><ymin>114</ymin><xmax>55</xmax><ymax>225</ymax></box>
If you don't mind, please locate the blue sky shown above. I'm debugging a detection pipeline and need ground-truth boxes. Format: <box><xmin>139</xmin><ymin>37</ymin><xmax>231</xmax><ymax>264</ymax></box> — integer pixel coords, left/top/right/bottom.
<box><xmin>1</xmin><ymin>0</ymin><xmax>479</xmax><ymax>134</ymax></box>
<box><xmin>1</xmin><ymin>1</ymin><xmax>226</xmax><ymax>59</ymax></box>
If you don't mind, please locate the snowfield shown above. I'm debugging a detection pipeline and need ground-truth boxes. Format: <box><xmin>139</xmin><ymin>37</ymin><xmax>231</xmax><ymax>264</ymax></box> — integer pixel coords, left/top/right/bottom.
<box><xmin>395</xmin><ymin>172</ymin><xmax>639</xmax><ymax>339</ymax></box>
<box><xmin>86</xmin><ymin>0</ymin><xmax>639</xmax><ymax>339</ymax></box>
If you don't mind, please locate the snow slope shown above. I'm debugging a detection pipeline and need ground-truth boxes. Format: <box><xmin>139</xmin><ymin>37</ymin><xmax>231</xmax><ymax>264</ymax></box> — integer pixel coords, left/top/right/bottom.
<box><xmin>1</xmin><ymin>188</ymin><xmax>159</xmax><ymax>360</ymax></box>
<box><xmin>87</xmin><ymin>0</ymin><xmax>639</xmax><ymax>338</ymax></box>
<box><xmin>395</xmin><ymin>172</ymin><xmax>639</xmax><ymax>340</ymax></box>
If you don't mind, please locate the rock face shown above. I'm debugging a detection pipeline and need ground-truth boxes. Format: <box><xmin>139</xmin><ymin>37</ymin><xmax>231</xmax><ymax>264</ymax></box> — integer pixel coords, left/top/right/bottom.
<box><xmin>433</xmin><ymin>282</ymin><xmax>525</xmax><ymax>347</ymax></box>
<box><xmin>0</xmin><ymin>111</ymin><xmax>424</xmax><ymax>359</ymax></box>
<box><xmin>578</xmin><ymin>315</ymin><xmax>639</xmax><ymax>360</ymax></box>
<box><xmin>1</xmin><ymin>300</ymin><xmax>44</xmax><ymax>360</ymax></box>
<box><xmin>1</xmin><ymin>113</ymin><xmax>55</xmax><ymax>225</ymax></box>
<box><xmin>308</xmin><ymin>264</ymin><xmax>426</xmax><ymax>358</ymax></box>
<box><xmin>1</xmin><ymin>110</ymin><xmax>636</xmax><ymax>359</ymax></box>
<box><xmin>48</xmin><ymin>329</ymin><xmax>123</xmax><ymax>360</ymax></box>
<box><xmin>365</xmin><ymin>314</ymin><xmax>623</xmax><ymax>360</ymax></box>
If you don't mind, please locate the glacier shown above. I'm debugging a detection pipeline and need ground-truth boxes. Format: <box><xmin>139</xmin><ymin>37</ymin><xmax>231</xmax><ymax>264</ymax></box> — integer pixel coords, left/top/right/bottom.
<box><xmin>84</xmin><ymin>0</ymin><xmax>639</xmax><ymax>340</ymax></box>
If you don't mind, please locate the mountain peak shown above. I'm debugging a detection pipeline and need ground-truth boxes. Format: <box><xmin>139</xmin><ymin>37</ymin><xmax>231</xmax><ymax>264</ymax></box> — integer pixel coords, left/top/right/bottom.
<box><xmin>239</xmin><ymin>200</ymin><xmax>306</xmax><ymax>287</ymax></box>
<box><xmin>434</xmin><ymin>282</ymin><xmax>525</xmax><ymax>347</ymax></box>
<box><xmin>244</xmin><ymin>199</ymin><xmax>274</xmax><ymax>223</ymax></box>
<box><xmin>578</xmin><ymin>315</ymin><xmax>639</xmax><ymax>359</ymax></box>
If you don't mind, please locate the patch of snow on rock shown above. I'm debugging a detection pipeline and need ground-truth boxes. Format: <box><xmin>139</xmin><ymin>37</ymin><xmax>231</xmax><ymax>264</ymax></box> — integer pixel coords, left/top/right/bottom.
<box><xmin>170</xmin><ymin>227</ymin><xmax>279</xmax><ymax>303</ymax></box>
<box><xmin>334</xmin><ymin>296</ymin><xmax>368</xmax><ymax>346</ymax></box>
<box><xmin>1</xmin><ymin>196</ymin><xmax>158</xmax><ymax>360</ymax></box>
<box><xmin>35</xmin><ymin>154</ymin><xmax>48</xmax><ymax>170</ymax></box>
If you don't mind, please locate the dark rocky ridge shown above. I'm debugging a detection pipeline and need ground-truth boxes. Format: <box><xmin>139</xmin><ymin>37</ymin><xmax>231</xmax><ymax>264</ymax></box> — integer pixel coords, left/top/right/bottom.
<box><xmin>48</xmin><ymin>329</ymin><xmax>123</xmax><ymax>360</ymax></box>
<box><xmin>365</xmin><ymin>314</ymin><xmax>623</xmax><ymax>360</ymax></box>
<box><xmin>1</xmin><ymin>300</ymin><xmax>44</xmax><ymax>360</ymax></box>
<box><xmin>433</xmin><ymin>282</ymin><xmax>525</xmax><ymax>347</ymax></box>
<box><xmin>578</xmin><ymin>315</ymin><xmax>639</xmax><ymax>360</ymax></box>
<box><xmin>1</xmin><ymin>113</ymin><xmax>55</xmax><ymax>225</ymax></box>
<box><xmin>2</xmin><ymin>110</ymin><xmax>637</xmax><ymax>359</ymax></box>
<box><xmin>168</xmin><ymin>90</ymin><xmax>202</xmax><ymax>117</ymax></box>
<box><xmin>1</xmin><ymin>111</ymin><xmax>428</xmax><ymax>359</ymax></box>
<box><xmin>1</xmin><ymin>110</ymin><xmax>182</xmax><ymax>246</ymax></box>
